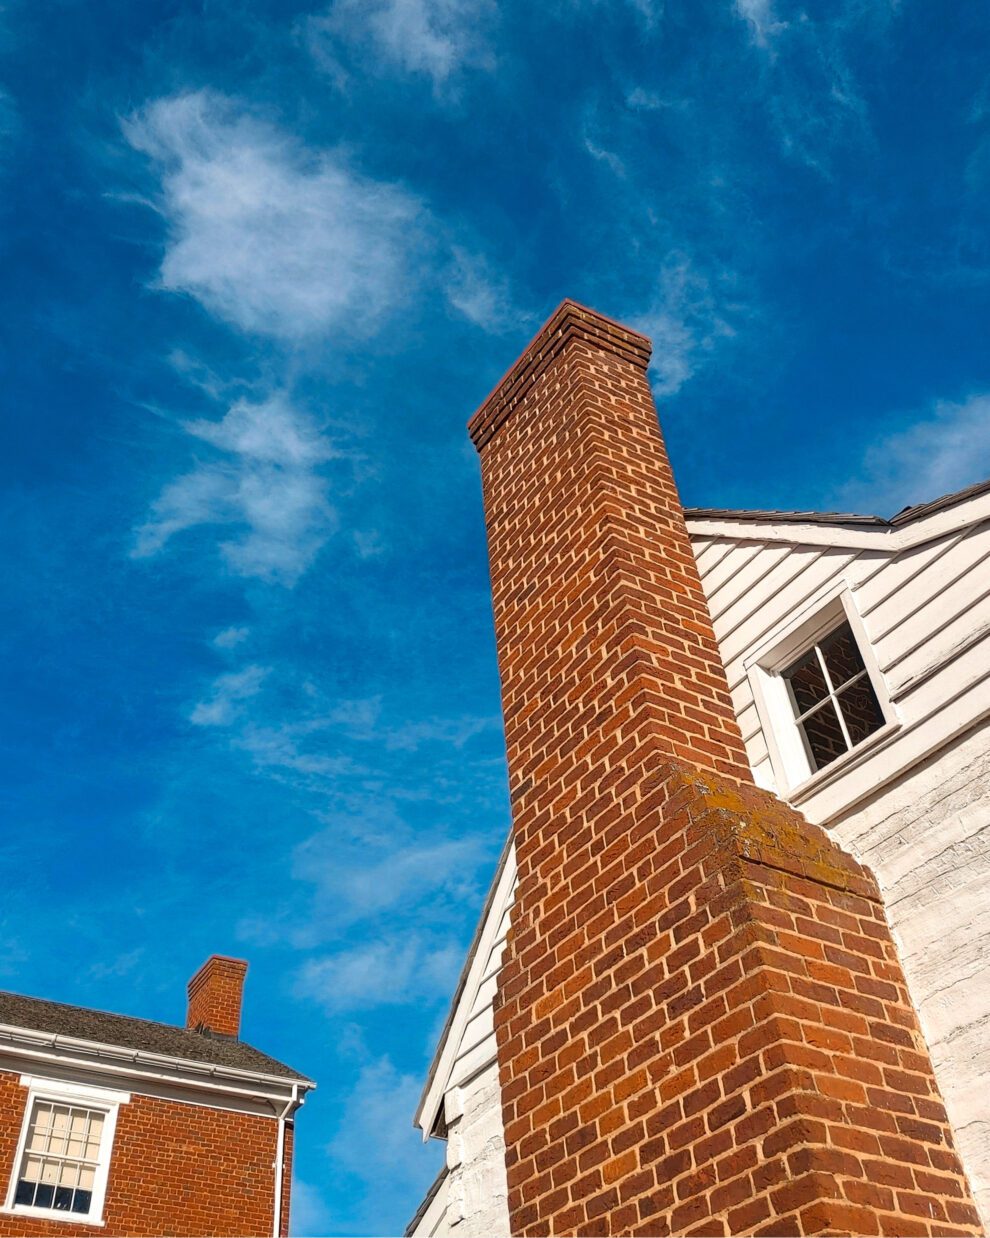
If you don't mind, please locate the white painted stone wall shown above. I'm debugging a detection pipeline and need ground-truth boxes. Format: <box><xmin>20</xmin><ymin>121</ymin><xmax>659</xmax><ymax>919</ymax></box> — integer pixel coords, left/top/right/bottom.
<box><xmin>829</xmin><ymin>721</ymin><xmax>990</xmax><ymax>1227</ymax></box>
<box><xmin>441</xmin><ymin>1063</ymin><xmax>510</xmax><ymax>1237</ymax></box>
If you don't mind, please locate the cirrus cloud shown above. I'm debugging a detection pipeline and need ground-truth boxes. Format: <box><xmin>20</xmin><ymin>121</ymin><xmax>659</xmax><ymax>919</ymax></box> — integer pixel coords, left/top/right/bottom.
<box><xmin>123</xmin><ymin>90</ymin><xmax>423</xmax><ymax>339</ymax></box>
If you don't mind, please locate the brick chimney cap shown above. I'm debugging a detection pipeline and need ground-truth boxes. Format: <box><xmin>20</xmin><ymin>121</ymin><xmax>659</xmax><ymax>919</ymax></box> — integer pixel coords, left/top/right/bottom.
<box><xmin>468</xmin><ymin>299</ymin><xmax>653</xmax><ymax>451</ymax></box>
<box><xmin>187</xmin><ymin>955</ymin><xmax>248</xmax><ymax>994</ymax></box>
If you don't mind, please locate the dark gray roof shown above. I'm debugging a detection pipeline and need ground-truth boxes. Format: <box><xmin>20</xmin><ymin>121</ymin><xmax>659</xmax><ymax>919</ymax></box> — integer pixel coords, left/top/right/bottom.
<box><xmin>685</xmin><ymin>476</ymin><xmax>990</xmax><ymax>529</ymax></box>
<box><xmin>0</xmin><ymin>990</ymin><xmax>311</xmax><ymax>1083</ymax></box>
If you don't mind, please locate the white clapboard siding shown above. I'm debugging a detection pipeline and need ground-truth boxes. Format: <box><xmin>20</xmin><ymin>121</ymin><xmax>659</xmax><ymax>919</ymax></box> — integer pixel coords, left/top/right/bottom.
<box><xmin>450</xmin><ymin>913</ymin><xmax>512</xmax><ymax>1087</ymax></box>
<box><xmin>853</xmin><ymin>526</ymin><xmax>976</xmax><ymax>617</ymax></box>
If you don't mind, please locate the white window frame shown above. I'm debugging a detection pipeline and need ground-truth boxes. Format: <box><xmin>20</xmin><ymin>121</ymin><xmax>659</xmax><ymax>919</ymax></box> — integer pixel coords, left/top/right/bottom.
<box><xmin>2</xmin><ymin>1076</ymin><xmax>130</xmax><ymax>1227</ymax></box>
<box><xmin>745</xmin><ymin>585</ymin><xmax>898</xmax><ymax>797</ymax></box>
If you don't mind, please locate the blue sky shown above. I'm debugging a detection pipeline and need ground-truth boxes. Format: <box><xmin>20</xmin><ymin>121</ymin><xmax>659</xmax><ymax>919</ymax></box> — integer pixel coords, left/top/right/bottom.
<box><xmin>2</xmin><ymin>0</ymin><xmax>990</xmax><ymax>1232</ymax></box>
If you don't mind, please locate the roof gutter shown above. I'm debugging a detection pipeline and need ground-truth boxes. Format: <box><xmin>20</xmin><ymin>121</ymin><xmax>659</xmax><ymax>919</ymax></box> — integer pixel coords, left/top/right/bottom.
<box><xmin>0</xmin><ymin>1023</ymin><xmax>313</xmax><ymax>1103</ymax></box>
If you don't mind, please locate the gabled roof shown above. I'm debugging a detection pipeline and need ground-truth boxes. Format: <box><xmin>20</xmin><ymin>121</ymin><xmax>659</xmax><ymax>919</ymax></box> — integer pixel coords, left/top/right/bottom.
<box><xmin>685</xmin><ymin>477</ymin><xmax>990</xmax><ymax>550</ymax></box>
<box><xmin>0</xmin><ymin>989</ymin><xmax>311</xmax><ymax>1083</ymax></box>
<box><xmin>686</xmin><ymin>476</ymin><xmax>990</xmax><ymax>530</ymax></box>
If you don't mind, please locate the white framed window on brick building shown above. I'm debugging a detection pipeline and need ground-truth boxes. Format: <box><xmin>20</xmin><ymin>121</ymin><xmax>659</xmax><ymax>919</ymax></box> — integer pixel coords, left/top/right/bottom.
<box><xmin>3</xmin><ymin>1077</ymin><xmax>129</xmax><ymax>1226</ymax></box>
<box><xmin>745</xmin><ymin>587</ymin><xmax>897</xmax><ymax>795</ymax></box>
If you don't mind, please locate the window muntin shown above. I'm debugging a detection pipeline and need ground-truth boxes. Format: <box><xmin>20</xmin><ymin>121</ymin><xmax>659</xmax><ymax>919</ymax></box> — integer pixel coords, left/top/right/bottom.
<box><xmin>781</xmin><ymin>621</ymin><xmax>884</xmax><ymax>773</ymax></box>
<box><xmin>4</xmin><ymin>1080</ymin><xmax>127</xmax><ymax>1226</ymax></box>
<box><xmin>13</xmin><ymin>1103</ymin><xmax>104</xmax><ymax>1217</ymax></box>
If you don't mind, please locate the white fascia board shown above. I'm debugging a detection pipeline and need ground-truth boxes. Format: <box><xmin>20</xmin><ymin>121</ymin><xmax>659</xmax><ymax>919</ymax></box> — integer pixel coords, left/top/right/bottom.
<box><xmin>415</xmin><ymin>842</ymin><xmax>516</xmax><ymax>1141</ymax></box>
<box><xmin>686</xmin><ymin>491</ymin><xmax>990</xmax><ymax>553</ymax></box>
<box><xmin>0</xmin><ymin>1024</ymin><xmax>312</xmax><ymax>1111</ymax></box>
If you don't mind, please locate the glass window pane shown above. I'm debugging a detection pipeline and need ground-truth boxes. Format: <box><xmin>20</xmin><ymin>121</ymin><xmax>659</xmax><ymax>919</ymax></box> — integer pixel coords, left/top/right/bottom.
<box><xmin>799</xmin><ymin>698</ymin><xmax>848</xmax><ymax>771</ymax></box>
<box><xmin>73</xmin><ymin>1189</ymin><xmax>93</xmax><ymax>1215</ymax></box>
<box><xmin>35</xmin><ymin>1183</ymin><xmax>55</xmax><ymax>1209</ymax></box>
<box><xmin>78</xmin><ymin>1165</ymin><xmax>96</xmax><ymax>1191</ymax></box>
<box><xmin>819</xmin><ymin>622</ymin><xmax>867</xmax><ymax>688</ymax></box>
<box><xmin>782</xmin><ymin>646</ymin><xmax>829</xmax><ymax>715</ymax></box>
<box><xmin>54</xmin><ymin>1186</ymin><xmax>75</xmax><ymax>1212</ymax></box>
<box><xmin>57</xmin><ymin>1161</ymin><xmax>80</xmax><ymax>1188</ymax></box>
<box><xmin>21</xmin><ymin>1156</ymin><xmax>43</xmax><ymax>1184</ymax></box>
<box><xmin>837</xmin><ymin>676</ymin><xmax>885</xmax><ymax>746</ymax></box>
<box><xmin>14</xmin><ymin>1179</ymin><xmax>36</xmax><ymax>1206</ymax></box>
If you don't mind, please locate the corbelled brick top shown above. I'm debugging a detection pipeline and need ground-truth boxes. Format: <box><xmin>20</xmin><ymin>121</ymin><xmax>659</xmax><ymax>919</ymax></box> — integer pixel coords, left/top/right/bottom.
<box><xmin>468</xmin><ymin>299</ymin><xmax>652</xmax><ymax>450</ymax></box>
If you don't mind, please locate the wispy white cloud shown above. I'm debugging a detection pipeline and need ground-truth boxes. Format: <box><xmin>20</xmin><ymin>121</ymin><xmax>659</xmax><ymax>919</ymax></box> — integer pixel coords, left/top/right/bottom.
<box><xmin>291</xmin><ymin>831</ymin><xmax>487</xmax><ymax>930</ymax></box>
<box><xmin>294</xmin><ymin>935</ymin><xmax>462</xmax><ymax>1012</ymax></box>
<box><xmin>730</xmin><ymin>3</ymin><xmax>886</xmax><ymax>176</ymax></box>
<box><xmin>132</xmin><ymin>392</ymin><xmax>337</xmax><ymax>584</ymax></box>
<box><xmin>734</xmin><ymin>0</ymin><xmax>786</xmax><ymax>48</ymax></box>
<box><xmin>88</xmin><ymin>948</ymin><xmax>145</xmax><ymax>981</ymax></box>
<box><xmin>445</xmin><ymin>246</ymin><xmax>523</xmax><ymax>333</ymax></box>
<box><xmin>836</xmin><ymin>393</ymin><xmax>990</xmax><ymax>516</ymax></box>
<box><xmin>306</xmin><ymin>0</ymin><xmax>496</xmax><ymax>92</ymax></box>
<box><xmin>213</xmin><ymin>625</ymin><xmax>250</xmax><ymax>650</ymax></box>
<box><xmin>235</xmin><ymin>722</ymin><xmax>357</xmax><ymax>780</ymax></box>
<box><xmin>632</xmin><ymin>256</ymin><xmax>740</xmax><ymax>397</ymax></box>
<box><xmin>190</xmin><ymin>664</ymin><xmax>270</xmax><ymax>727</ymax></box>
<box><xmin>124</xmin><ymin>90</ymin><xmax>422</xmax><ymax>339</ymax></box>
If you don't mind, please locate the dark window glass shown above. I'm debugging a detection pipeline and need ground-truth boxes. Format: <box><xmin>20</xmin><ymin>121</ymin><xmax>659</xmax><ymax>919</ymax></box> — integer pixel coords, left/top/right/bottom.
<box><xmin>54</xmin><ymin>1187</ymin><xmax>74</xmax><ymax>1212</ymax></box>
<box><xmin>782</xmin><ymin>646</ymin><xmax>829</xmax><ymax>715</ymax></box>
<box><xmin>837</xmin><ymin>676</ymin><xmax>885</xmax><ymax>746</ymax></box>
<box><xmin>35</xmin><ymin>1184</ymin><xmax>54</xmax><ymax>1210</ymax></box>
<box><xmin>73</xmin><ymin>1189</ymin><xmax>93</xmax><ymax>1215</ymax></box>
<box><xmin>14</xmin><ymin>1180</ymin><xmax>35</xmax><ymax>1206</ymax></box>
<box><xmin>820</xmin><ymin>622</ymin><xmax>866</xmax><ymax>688</ymax></box>
<box><xmin>798</xmin><ymin>700</ymin><xmax>848</xmax><ymax>771</ymax></box>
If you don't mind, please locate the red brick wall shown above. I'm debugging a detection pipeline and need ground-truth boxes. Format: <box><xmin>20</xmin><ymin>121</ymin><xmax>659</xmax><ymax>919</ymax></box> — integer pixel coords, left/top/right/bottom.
<box><xmin>0</xmin><ymin>1069</ymin><xmax>290</xmax><ymax>1237</ymax></box>
<box><xmin>471</xmin><ymin>301</ymin><xmax>981</xmax><ymax>1237</ymax></box>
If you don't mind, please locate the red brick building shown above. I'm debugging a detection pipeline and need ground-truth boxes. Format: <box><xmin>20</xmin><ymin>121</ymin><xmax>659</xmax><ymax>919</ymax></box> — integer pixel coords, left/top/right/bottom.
<box><xmin>0</xmin><ymin>956</ymin><xmax>312</xmax><ymax>1237</ymax></box>
<box><xmin>409</xmin><ymin>302</ymin><xmax>988</xmax><ymax>1237</ymax></box>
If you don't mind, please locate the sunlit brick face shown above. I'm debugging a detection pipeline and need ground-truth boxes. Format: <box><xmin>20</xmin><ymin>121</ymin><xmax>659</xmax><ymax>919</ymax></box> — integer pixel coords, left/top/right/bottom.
<box><xmin>472</xmin><ymin>301</ymin><xmax>980</xmax><ymax>1237</ymax></box>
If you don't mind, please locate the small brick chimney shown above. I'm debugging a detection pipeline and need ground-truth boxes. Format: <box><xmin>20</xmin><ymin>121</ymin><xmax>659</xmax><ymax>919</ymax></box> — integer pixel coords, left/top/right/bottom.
<box><xmin>186</xmin><ymin>955</ymin><xmax>248</xmax><ymax>1039</ymax></box>
<box><xmin>471</xmin><ymin>302</ymin><xmax>980</xmax><ymax>1236</ymax></box>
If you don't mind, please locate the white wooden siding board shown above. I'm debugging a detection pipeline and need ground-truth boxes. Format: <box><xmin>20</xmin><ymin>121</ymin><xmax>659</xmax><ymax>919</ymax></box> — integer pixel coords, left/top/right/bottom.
<box><xmin>691</xmin><ymin>539</ymin><xmax>735</xmax><ymax>572</ymax></box>
<box><xmin>855</xmin><ymin>527</ymin><xmax>974</xmax><ymax>617</ymax></box>
<box><xmin>875</xmin><ymin>555</ymin><xmax>990</xmax><ymax>674</ymax></box>
<box><xmin>752</xmin><ymin>755</ymin><xmax>777</xmax><ymax>793</ymax></box>
<box><xmin>457</xmin><ymin>1007</ymin><xmax>495</xmax><ymax>1060</ymax></box>
<box><xmin>699</xmin><ymin>542</ymin><xmax>765</xmax><ymax>601</ymax></box>
<box><xmin>450</xmin><ymin>1031</ymin><xmax>499</xmax><ymax>1089</ymax></box>
<box><xmin>715</xmin><ymin>549</ymin><xmax>860</xmax><ymax>672</ymax></box>
<box><xmin>707</xmin><ymin>545</ymin><xmax>792</xmax><ymax>621</ymax></box>
<box><xmin>710</xmin><ymin>545</ymin><xmax>836</xmax><ymax>645</ymax></box>
<box><xmin>737</xmin><ymin>699</ymin><xmax>763</xmax><ymax>743</ymax></box>
<box><xmin>894</xmin><ymin>615</ymin><xmax>990</xmax><ymax>698</ymax></box>
<box><xmin>468</xmin><ymin>974</ymin><xmax>499</xmax><ymax>1023</ymax></box>
<box><xmin>871</xmin><ymin>526</ymin><xmax>990</xmax><ymax>642</ymax></box>
<box><xmin>886</xmin><ymin>597</ymin><xmax>990</xmax><ymax>692</ymax></box>
<box><xmin>479</xmin><ymin>948</ymin><xmax>506</xmax><ymax>988</ymax></box>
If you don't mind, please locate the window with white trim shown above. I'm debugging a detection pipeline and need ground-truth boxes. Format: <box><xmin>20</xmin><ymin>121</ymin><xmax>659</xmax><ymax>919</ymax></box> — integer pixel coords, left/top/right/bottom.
<box><xmin>4</xmin><ymin>1078</ymin><xmax>127</xmax><ymax>1226</ymax></box>
<box><xmin>779</xmin><ymin>620</ymin><xmax>886</xmax><ymax>773</ymax></box>
<box><xmin>745</xmin><ymin>589</ymin><xmax>896</xmax><ymax>795</ymax></box>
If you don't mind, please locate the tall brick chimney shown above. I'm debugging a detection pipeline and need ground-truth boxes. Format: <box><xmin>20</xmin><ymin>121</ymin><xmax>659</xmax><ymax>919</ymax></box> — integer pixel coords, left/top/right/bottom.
<box><xmin>186</xmin><ymin>955</ymin><xmax>248</xmax><ymax>1039</ymax></box>
<box><xmin>470</xmin><ymin>301</ymin><xmax>980</xmax><ymax>1236</ymax></box>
